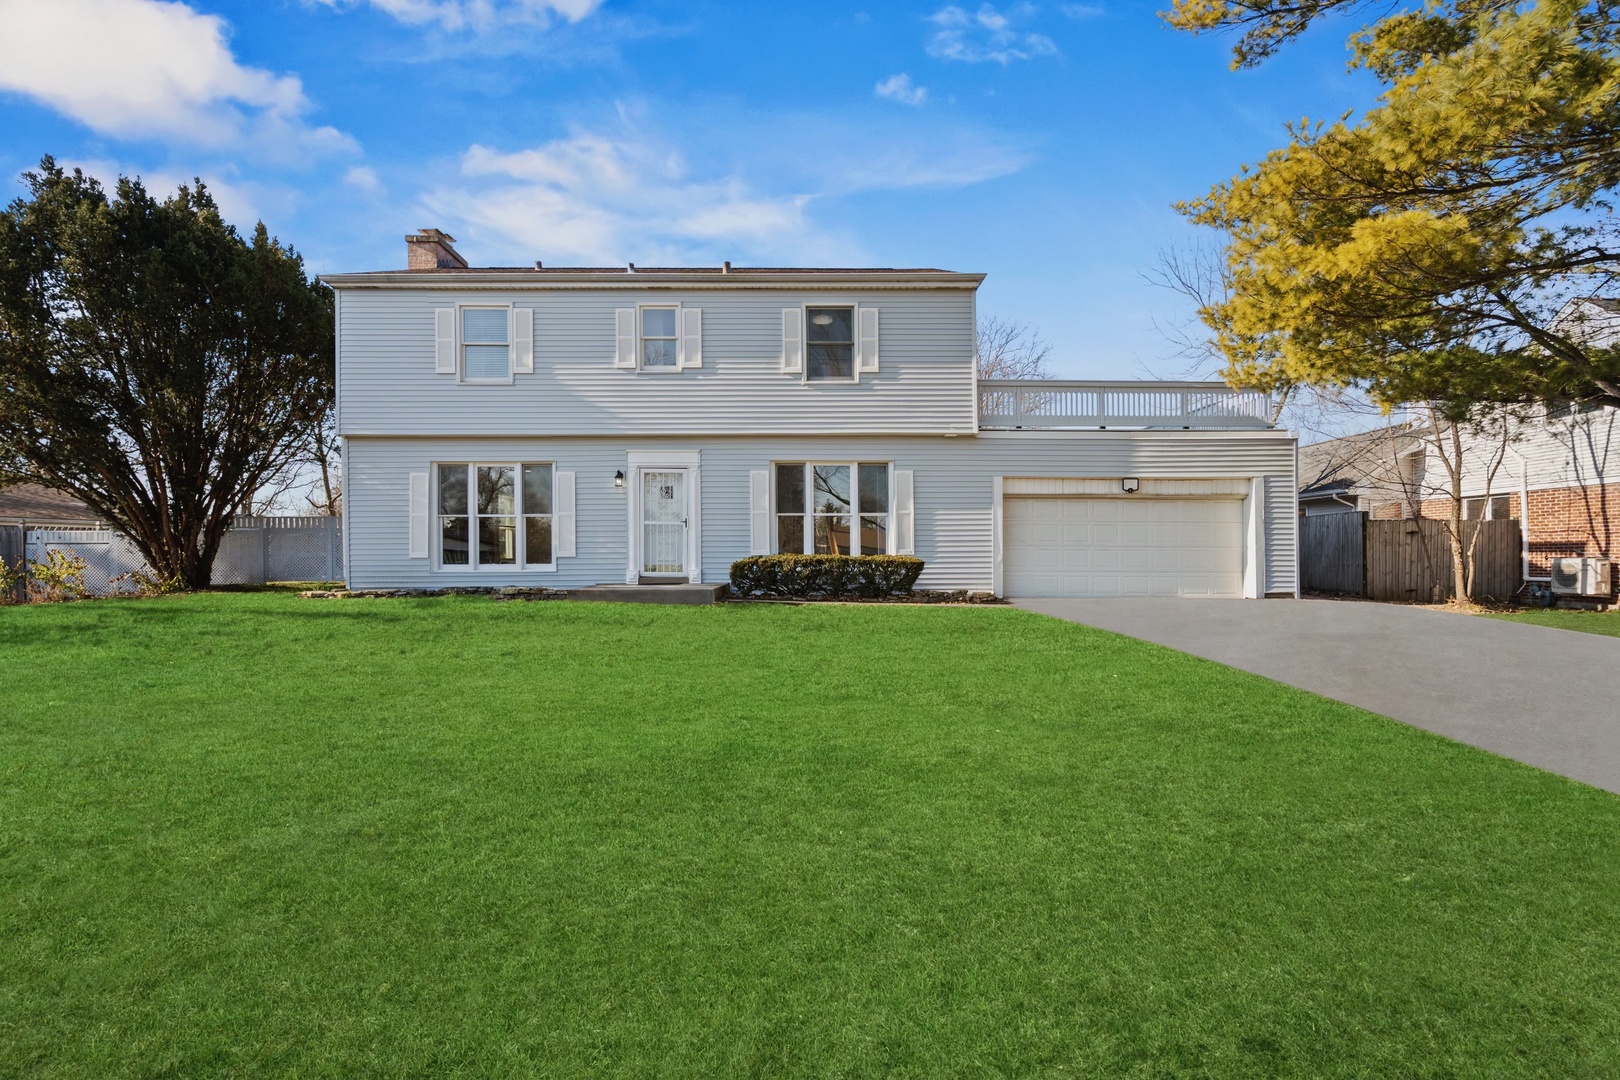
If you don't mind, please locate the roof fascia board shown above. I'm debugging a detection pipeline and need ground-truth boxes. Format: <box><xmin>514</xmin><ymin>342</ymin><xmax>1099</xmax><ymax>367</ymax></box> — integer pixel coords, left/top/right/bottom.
<box><xmin>321</xmin><ymin>271</ymin><xmax>984</xmax><ymax>290</ymax></box>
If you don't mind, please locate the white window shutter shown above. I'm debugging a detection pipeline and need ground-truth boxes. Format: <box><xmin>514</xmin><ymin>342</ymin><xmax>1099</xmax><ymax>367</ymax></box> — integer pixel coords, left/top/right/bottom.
<box><xmin>893</xmin><ymin>469</ymin><xmax>914</xmax><ymax>555</ymax></box>
<box><xmin>555</xmin><ymin>471</ymin><xmax>576</xmax><ymax>557</ymax></box>
<box><xmin>512</xmin><ymin>307</ymin><xmax>534</xmax><ymax>374</ymax></box>
<box><xmin>679</xmin><ymin>307</ymin><xmax>702</xmax><ymax>369</ymax></box>
<box><xmin>780</xmin><ymin>308</ymin><xmax>803</xmax><ymax>374</ymax></box>
<box><xmin>749</xmin><ymin>470</ymin><xmax>770</xmax><ymax>555</ymax></box>
<box><xmin>434</xmin><ymin>309</ymin><xmax>456</xmax><ymax>374</ymax></box>
<box><xmin>614</xmin><ymin>309</ymin><xmax>637</xmax><ymax>369</ymax></box>
<box><xmin>408</xmin><ymin>472</ymin><xmax>429</xmax><ymax>558</ymax></box>
<box><xmin>857</xmin><ymin>306</ymin><xmax>879</xmax><ymax>373</ymax></box>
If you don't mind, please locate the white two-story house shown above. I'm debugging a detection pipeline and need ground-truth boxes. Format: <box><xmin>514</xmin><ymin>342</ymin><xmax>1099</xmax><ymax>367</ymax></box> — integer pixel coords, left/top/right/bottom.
<box><xmin>323</xmin><ymin>230</ymin><xmax>1300</xmax><ymax>598</ymax></box>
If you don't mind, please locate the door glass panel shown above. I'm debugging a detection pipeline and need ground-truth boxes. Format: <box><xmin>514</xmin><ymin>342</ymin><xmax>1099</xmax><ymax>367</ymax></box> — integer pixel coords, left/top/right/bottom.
<box><xmin>642</xmin><ymin>471</ymin><xmax>686</xmax><ymax>575</ymax></box>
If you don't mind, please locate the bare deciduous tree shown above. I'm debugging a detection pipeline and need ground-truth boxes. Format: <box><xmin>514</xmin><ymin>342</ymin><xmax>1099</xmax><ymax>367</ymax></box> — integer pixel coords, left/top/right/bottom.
<box><xmin>976</xmin><ymin>316</ymin><xmax>1054</xmax><ymax>380</ymax></box>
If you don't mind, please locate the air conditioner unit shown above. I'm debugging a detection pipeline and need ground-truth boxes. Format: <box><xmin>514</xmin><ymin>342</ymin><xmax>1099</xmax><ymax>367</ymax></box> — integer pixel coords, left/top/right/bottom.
<box><xmin>1549</xmin><ymin>557</ymin><xmax>1613</xmax><ymax>596</ymax></box>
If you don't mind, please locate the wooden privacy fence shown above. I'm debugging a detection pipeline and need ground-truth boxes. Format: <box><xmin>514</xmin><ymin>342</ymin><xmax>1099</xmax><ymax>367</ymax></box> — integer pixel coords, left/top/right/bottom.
<box><xmin>1301</xmin><ymin>512</ymin><xmax>1522</xmax><ymax>602</ymax></box>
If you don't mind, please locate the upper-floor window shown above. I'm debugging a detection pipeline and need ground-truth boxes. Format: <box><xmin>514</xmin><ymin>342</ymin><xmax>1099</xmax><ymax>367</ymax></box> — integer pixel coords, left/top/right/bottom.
<box><xmin>462</xmin><ymin>308</ymin><xmax>510</xmax><ymax>381</ymax></box>
<box><xmin>774</xmin><ymin>461</ymin><xmax>889</xmax><ymax>554</ymax></box>
<box><xmin>437</xmin><ymin>462</ymin><xmax>553</xmax><ymax>568</ymax></box>
<box><xmin>806</xmin><ymin>307</ymin><xmax>854</xmax><ymax>381</ymax></box>
<box><xmin>641</xmin><ymin>307</ymin><xmax>679</xmax><ymax>369</ymax></box>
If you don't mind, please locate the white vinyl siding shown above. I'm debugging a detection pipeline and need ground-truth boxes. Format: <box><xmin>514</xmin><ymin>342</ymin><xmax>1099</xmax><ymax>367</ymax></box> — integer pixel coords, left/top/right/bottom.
<box><xmin>344</xmin><ymin>432</ymin><xmax>1296</xmax><ymax>594</ymax></box>
<box><xmin>343</xmin><ymin>289</ymin><xmax>973</xmax><ymax>434</ymax></box>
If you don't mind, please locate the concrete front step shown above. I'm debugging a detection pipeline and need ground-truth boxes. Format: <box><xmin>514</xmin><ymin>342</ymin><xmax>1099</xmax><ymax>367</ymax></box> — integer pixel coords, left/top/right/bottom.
<box><xmin>568</xmin><ymin>583</ymin><xmax>728</xmax><ymax>606</ymax></box>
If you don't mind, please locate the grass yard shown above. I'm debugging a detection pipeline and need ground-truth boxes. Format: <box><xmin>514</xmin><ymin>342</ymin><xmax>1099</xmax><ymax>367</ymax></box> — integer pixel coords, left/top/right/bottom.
<box><xmin>1485</xmin><ymin>607</ymin><xmax>1620</xmax><ymax>637</ymax></box>
<box><xmin>4</xmin><ymin>594</ymin><xmax>1620</xmax><ymax>1078</ymax></box>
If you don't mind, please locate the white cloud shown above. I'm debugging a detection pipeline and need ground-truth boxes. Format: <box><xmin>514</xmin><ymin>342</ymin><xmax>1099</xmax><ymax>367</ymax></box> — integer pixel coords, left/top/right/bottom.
<box><xmin>875</xmin><ymin>74</ymin><xmax>928</xmax><ymax>107</ymax></box>
<box><xmin>426</xmin><ymin>132</ymin><xmax>819</xmax><ymax>265</ymax></box>
<box><xmin>311</xmin><ymin>0</ymin><xmax>603</xmax><ymax>32</ymax></box>
<box><xmin>1061</xmin><ymin>3</ymin><xmax>1104</xmax><ymax>17</ymax></box>
<box><xmin>344</xmin><ymin>165</ymin><xmax>386</xmax><ymax>195</ymax></box>
<box><xmin>926</xmin><ymin>3</ymin><xmax>1058</xmax><ymax>64</ymax></box>
<box><xmin>0</xmin><ymin>0</ymin><xmax>354</xmax><ymax>157</ymax></box>
<box><xmin>419</xmin><ymin>110</ymin><xmax>1032</xmax><ymax>266</ymax></box>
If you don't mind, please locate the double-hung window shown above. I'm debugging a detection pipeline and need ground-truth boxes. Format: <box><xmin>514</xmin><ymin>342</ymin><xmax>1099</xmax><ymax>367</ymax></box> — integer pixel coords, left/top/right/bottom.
<box><xmin>806</xmin><ymin>307</ymin><xmax>854</xmax><ymax>381</ymax></box>
<box><xmin>641</xmin><ymin>307</ymin><xmax>678</xmax><ymax>369</ymax></box>
<box><xmin>437</xmin><ymin>463</ymin><xmax>554</xmax><ymax>568</ymax></box>
<box><xmin>774</xmin><ymin>462</ymin><xmax>889</xmax><ymax>554</ymax></box>
<box><xmin>462</xmin><ymin>308</ymin><xmax>511</xmax><ymax>381</ymax></box>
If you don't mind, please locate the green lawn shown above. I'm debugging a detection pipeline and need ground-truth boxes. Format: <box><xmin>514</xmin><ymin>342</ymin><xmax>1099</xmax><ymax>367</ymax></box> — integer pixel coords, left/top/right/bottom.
<box><xmin>1486</xmin><ymin>607</ymin><xmax>1620</xmax><ymax>637</ymax></box>
<box><xmin>4</xmin><ymin>594</ymin><xmax>1620</xmax><ymax>1078</ymax></box>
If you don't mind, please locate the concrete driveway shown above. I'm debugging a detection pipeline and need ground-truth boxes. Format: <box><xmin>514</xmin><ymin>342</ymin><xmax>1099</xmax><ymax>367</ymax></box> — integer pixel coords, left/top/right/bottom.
<box><xmin>1014</xmin><ymin>598</ymin><xmax>1620</xmax><ymax>795</ymax></box>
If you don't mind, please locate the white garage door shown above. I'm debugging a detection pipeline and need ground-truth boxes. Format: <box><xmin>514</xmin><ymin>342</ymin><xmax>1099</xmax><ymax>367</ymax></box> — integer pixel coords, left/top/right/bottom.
<box><xmin>1003</xmin><ymin>497</ymin><xmax>1246</xmax><ymax>598</ymax></box>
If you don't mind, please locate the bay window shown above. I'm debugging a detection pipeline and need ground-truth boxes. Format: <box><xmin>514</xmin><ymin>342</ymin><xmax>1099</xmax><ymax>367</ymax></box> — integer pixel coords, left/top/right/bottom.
<box><xmin>774</xmin><ymin>462</ymin><xmax>890</xmax><ymax>554</ymax></box>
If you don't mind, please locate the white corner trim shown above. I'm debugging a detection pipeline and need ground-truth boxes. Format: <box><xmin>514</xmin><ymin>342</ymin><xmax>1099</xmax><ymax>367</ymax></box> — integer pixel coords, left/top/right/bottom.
<box><xmin>992</xmin><ymin>475</ymin><xmax>1004</xmax><ymax>598</ymax></box>
<box><xmin>1244</xmin><ymin>476</ymin><xmax>1266</xmax><ymax>599</ymax></box>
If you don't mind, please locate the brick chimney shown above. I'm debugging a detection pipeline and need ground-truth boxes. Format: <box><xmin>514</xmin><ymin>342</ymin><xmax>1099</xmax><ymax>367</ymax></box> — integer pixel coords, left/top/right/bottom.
<box><xmin>405</xmin><ymin>228</ymin><xmax>468</xmax><ymax>270</ymax></box>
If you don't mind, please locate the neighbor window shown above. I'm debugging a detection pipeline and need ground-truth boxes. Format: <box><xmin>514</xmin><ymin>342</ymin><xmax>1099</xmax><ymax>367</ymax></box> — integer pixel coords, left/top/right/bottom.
<box><xmin>461</xmin><ymin>307</ymin><xmax>510</xmax><ymax>381</ymax></box>
<box><xmin>806</xmin><ymin>307</ymin><xmax>854</xmax><ymax>381</ymax></box>
<box><xmin>438</xmin><ymin>462</ymin><xmax>553</xmax><ymax>568</ymax></box>
<box><xmin>641</xmin><ymin>307</ymin><xmax>678</xmax><ymax>369</ymax></box>
<box><xmin>774</xmin><ymin>462</ymin><xmax>889</xmax><ymax>554</ymax></box>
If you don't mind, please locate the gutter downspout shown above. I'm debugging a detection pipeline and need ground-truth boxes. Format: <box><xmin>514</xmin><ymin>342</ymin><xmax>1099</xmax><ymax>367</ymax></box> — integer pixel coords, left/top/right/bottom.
<box><xmin>1506</xmin><ymin>446</ymin><xmax>1549</xmax><ymax>583</ymax></box>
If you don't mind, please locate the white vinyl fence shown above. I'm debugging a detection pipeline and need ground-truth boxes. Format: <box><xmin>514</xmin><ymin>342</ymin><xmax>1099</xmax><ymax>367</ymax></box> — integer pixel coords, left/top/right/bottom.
<box><xmin>214</xmin><ymin>515</ymin><xmax>343</xmax><ymax>585</ymax></box>
<box><xmin>16</xmin><ymin>515</ymin><xmax>341</xmax><ymax>598</ymax></box>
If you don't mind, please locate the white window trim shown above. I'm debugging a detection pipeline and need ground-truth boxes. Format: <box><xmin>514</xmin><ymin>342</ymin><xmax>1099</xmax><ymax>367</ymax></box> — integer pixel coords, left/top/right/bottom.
<box><xmin>636</xmin><ymin>303</ymin><xmax>683</xmax><ymax>374</ymax></box>
<box><xmin>797</xmin><ymin>301</ymin><xmax>864</xmax><ymax>385</ymax></box>
<box><xmin>433</xmin><ymin>461</ymin><xmax>557</xmax><ymax>572</ymax></box>
<box><xmin>458</xmin><ymin>303</ymin><xmax>515</xmax><ymax>386</ymax></box>
<box><xmin>771</xmin><ymin>460</ymin><xmax>894</xmax><ymax>555</ymax></box>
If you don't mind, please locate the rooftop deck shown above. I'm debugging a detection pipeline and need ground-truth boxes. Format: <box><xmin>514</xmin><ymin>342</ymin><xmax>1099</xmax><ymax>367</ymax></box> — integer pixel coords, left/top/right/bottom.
<box><xmin>978</xmin><ymin>380</ymin><xmax>1275</xmax><ymax>430</ymax></box>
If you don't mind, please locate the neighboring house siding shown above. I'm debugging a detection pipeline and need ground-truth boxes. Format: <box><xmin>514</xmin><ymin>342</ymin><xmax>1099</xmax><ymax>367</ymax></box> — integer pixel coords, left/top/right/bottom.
<box><xmin>345</xmin><ymin>433</ymin><xmax>1298</xmax><ymax>594</ymax></box>
<box><xmin>335</xmin><ymin>287</ymin><xmax>978</xmax><ymax>437</ymax></box>
<box><xmin>1452</xmin><ymin>408</ymin><xmax>1618</xmax><ymax>496</ymax></box>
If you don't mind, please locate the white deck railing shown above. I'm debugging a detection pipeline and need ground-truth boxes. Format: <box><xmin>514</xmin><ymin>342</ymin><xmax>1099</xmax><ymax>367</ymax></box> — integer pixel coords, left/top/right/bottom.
<box><xmin>978</xmin><ymin>380</ymin><xmax>1274</xmax><ymax>430</ymax></box>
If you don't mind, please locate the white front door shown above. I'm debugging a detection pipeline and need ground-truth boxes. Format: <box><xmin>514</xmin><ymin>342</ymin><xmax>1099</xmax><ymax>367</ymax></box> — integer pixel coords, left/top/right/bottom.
<box><xmin>641</xmin><ymin>470</ymin><xmax>688</xmax><ymax>577</ymax></box>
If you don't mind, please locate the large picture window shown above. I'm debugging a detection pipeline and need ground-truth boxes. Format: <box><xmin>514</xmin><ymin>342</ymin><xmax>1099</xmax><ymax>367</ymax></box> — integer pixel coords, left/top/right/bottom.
<box><xmin>461</xmin><ymin>307</ymin><xmax>510</xmax><ymax>381</ymax></box>
<box><xmin>805</xmin><ymin>307</ymin><xmax>854</xmax><ymax>381</ymax></box>
<box><xmin>774</xmin><ymin>462</ymin><xmax>889</xmax><ymax>554</ymax></box>
<box><xmin>437</xmin><ymin>462</ymin><xmax>553</xmax><ymax>568</ymax></box>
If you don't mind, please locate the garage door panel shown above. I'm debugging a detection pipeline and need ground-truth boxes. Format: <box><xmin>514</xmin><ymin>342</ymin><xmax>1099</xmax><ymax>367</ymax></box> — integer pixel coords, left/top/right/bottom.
<box><xmin>1004</xmin><ymin>497</ymin><xmax>1245</xmax><ymax>598</ymax></box>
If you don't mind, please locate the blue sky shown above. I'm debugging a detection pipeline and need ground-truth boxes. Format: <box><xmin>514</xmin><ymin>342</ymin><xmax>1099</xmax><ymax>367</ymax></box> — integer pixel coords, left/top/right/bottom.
<box><xmin>0</xmin><ymin>0</ymin><xmax>1378</xmax><ymax>378</ymax></box>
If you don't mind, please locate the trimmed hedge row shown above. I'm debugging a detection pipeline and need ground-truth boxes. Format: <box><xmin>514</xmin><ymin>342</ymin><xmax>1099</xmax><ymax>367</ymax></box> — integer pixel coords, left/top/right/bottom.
<box><xmin>730</xmin><ymin>554</ymin><xmax>925</xmax><ymax>599</ymax></box>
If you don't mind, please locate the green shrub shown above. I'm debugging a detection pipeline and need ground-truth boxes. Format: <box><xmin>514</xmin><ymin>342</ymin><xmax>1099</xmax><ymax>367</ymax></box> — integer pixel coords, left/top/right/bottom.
<box><xmin>27</xmin><ymin>549</ymin><xmax>87</xmax><ymax>602</ymax></box>
<box><xmin>0</xmin><ymin>558</ymin><xmax>22</xmax><ymax>604</ymax></box>
<box><xmin>730</xmin><ymin>555</ymin><xmax>924</xmax><ymax>599</ymax></box>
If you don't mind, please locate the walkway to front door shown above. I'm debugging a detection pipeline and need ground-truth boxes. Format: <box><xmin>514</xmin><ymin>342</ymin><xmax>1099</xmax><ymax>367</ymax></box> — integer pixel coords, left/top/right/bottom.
<box><xmin>1015</xmin><ymin>597</ymin><xmax>1620</xmax><ymax>795</ymax></box>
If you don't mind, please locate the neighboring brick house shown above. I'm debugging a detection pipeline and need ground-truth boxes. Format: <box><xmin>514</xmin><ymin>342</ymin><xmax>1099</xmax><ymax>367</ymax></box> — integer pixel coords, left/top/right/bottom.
<box><xmin>1298</xmin><ymin>297</ymin><xmax>1620</xmax><ymax>599</ymax></box>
